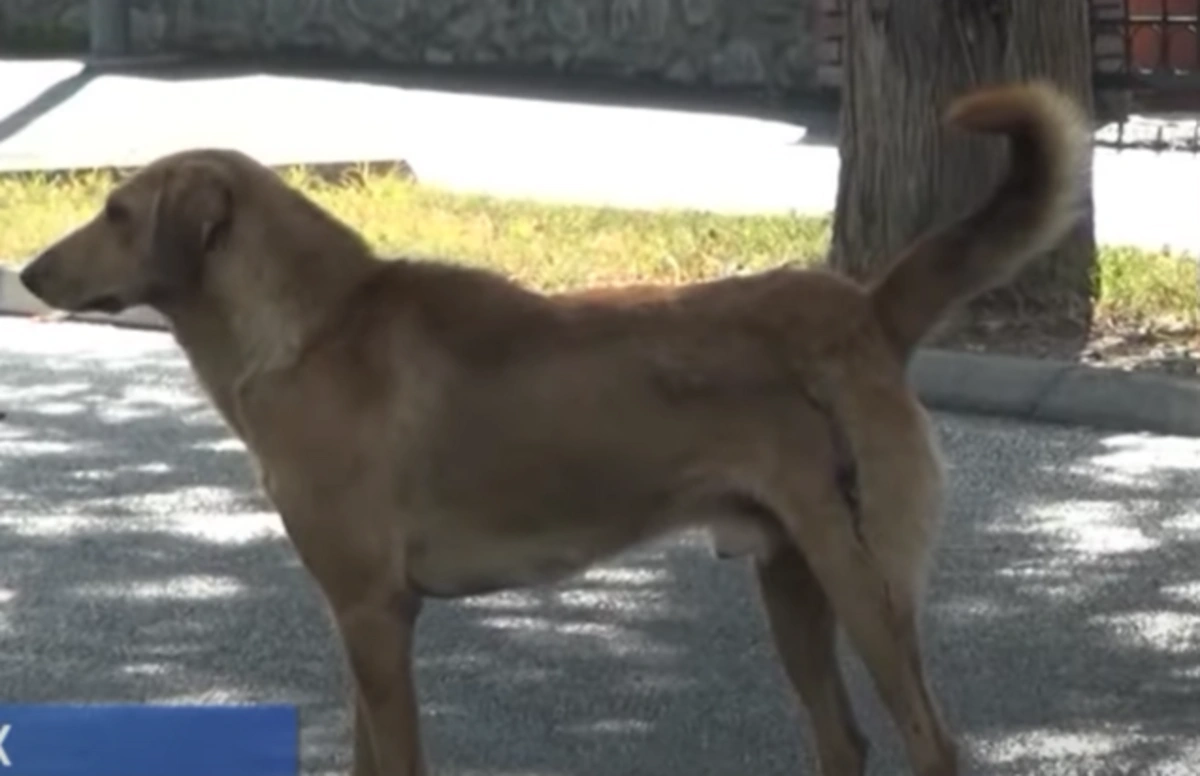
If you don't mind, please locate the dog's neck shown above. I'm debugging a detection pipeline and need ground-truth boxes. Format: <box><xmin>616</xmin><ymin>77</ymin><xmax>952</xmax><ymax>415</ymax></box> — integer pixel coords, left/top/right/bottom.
<box><xmin>156</xmin><ymin>232</ymin><xmax>380</xmax><ymax>436</ymax></box>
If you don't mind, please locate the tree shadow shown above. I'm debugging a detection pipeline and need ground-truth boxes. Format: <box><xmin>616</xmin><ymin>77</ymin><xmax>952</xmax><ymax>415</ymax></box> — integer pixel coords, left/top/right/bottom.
<box><xmin>0</xmin><ymin>65</ymin><xmax>94</xmax><ymax>145</ymax></box>
<box><xmin>925</xmin><ymin>416</ymin><xmax>1200</xmax><ymax>774</ymax></box>
<box><xmin>0</xmin><ymin>318</ymin><xmax>1197</xmax><ymax>775</ymax></box>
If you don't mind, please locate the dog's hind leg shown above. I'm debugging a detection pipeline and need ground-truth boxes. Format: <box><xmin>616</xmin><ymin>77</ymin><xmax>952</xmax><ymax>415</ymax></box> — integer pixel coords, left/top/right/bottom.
<box><xmin>772</xmin><ymin>484</ymin><xmax>957</xmax><ymax>776</ymax></box>
<box><xmin>755</xmin><ymin>544</ymin><xmax>869</xmax><ymax>776</ymax></box>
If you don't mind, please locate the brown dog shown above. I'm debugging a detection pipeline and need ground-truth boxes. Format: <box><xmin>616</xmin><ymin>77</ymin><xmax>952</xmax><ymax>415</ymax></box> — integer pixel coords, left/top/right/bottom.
<box><xmin>19</xmin><ymin>81</ymin><xmax>1088</xmax><ymax>776</ymax></box>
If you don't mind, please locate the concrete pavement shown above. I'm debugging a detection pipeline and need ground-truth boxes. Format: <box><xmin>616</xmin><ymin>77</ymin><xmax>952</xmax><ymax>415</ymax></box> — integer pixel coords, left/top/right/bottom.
<box><xmin>1</xmin><ymin>316</ymin><xmax>1198</xmax><ymax>775</ymax></box>
<box><xmin>2</xmin><ymin>57</ymin><xmax>1199</xmax><ymax>254</ymax></box>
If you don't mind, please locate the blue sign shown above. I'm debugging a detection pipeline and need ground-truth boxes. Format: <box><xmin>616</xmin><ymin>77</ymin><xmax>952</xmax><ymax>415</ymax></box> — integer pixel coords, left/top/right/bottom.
<box><xmin>0</xmin><ymin>704</ymin><xmax>298</xmax><ymax>776</ymax></box>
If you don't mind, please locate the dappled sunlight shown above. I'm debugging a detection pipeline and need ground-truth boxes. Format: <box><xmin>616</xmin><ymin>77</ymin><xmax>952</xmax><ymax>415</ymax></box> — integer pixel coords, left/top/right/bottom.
<box><xmin>981</xmin><ymin>729</ymin><xmax>1126</xmax><ymax>764</ymax></box>
<box><xmin>929</xmin><ymin>414</ymin><xmax>1200</xmax><ymax>774</ymax></box>
<box><xmin>71</xmin><ymin>574</ymin><xmax>249</xmax><ymax>602</ymax></box>
<box><xmin>457</xmin><ymin>589</ymin><xmax>540</xmax><ymax>611</ymax></box>
<box><xmin>579</xmin><ymin>565</ymin><xmax>667</xmax><ymax>586</ymax></box>
<box><xmin>555</xmin><ymin>586</ymin><xmax>667</xmax><ymax>613</ymax></box>
<box><xmin>0</xmin><ymin>320</ymin><xmax>348</xmax><ymax>770</ymax></box>
<box><xmin>560</xmin><ymin>718</ymin><xmax>653</xmax><ymax>735</ymax></box>
<box><xmin>196</xmin><ymin>437</ymin><xmax>248</xmax><ymax>453</ymax></box>
<box><xmin>1163</xmin><ymin>511</ymin><xmax>1200</xmax><ymax>531</ymax></box>
<box><xmin>27</xmin><ymin>398</ymin><xmax>90</xmax><ymax>416</ymax></box>
<box><xmin>937</xmin><ymin>594</ymin><xmax>1015</xmax><ymax>619</ymax></box>
<box><xmin>0</xmin><ymin>437</ymin><xmax>80</xmax><ymax>456</ymax></box>
<box><xmin>127</xmin><ymin>486</ymin><xmax>270</xmax><ymax>516</ymax></box>
<box><xmin>1</xmin><ymin>378</ymin><xmax>204</xmax><ymax>423</ymax></box>
<box><xmin>1067</xmin><ymin>432</ymin><xmax>1200</xmax><ymax>487</ymax></box>
<box><xmin>0</xmin><ymin>514</ymin><xmax>103</xmax><ymax>537</ymax></box>
<box><xmin>448</xmin><ymin>557</ymin><xmax>690</xmax><ymax>668</ymax></box>
<box><xmin>991</xmin><ymin>561</ymin><xmax>1127</xmax><ymax>604</ymax></box>
<box><xmin>2</xmin><ymin>380</ymin><xmax>94</xmax><ymax>401</ymax></box>
<box><xmin>476</xmin><ymin>614</ymin><xmax>680</xmax><ymax>660</ymax></box>
<box><xmin>0</xmin><ymin>586</ymin><xmax>14</xmax><ymax>638</ymax></box>
<box><xmin>96</xmin><ymin>396</ymin><xmax>205</xmax><ymax>424</ymax></box>
<box><xmin>0</xmin><ymin>510</ymin><xmax>281</xmax><ymax>545</ymax></box>
<box><xmin>1013</xmin><ymin>499</ymin><xmax>1161</xmax><ymax>555</ymax></box>
<box><xmin>0</xmin><ymin>327</ymin><xmax>264</xmax><ymax>523</ymax></box>
<box><xmin>3</xmin><ymin>318</ymin><xmax>1200</xmax><ymax>774</ymax></box>
<box><xmin>477</xmin><ymin>615</ymin><xmax>556</xmax><ymax>632</ymax></box>
<box><xmin>153</xmin><ymin>513</ymin><xmax>284</xmax><ymax>546</ymax></box>
<box><xmin>401</xmin><ymin>528</ymin><xmax>805</xmax><ymax>775</ymax></box>
<box><xmin>974</xmin><ymin>732</ymin><xmax>1200</xmax><ymax>776</ymax></box>
<box><xmin>1092</xmin><ymin>611</ymin><xmax>1200</xmax><ymax>656</ymax></box>
<box><xmin>1163</xmin><ymin>581</ymin><xmax>1200</xmax><ymax>603</ymax></box>
<box><xmin>119</xmin><ymin>661</ymin><xmax>173</xmax><ymax>677</ymax></box>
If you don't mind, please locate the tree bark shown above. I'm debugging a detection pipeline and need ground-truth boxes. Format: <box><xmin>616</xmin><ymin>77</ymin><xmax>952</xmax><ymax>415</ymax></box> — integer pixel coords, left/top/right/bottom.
<box><xmin>831</xmin><ymin>0</ymin><xmax>1097</xmax><ymax>330</ymax></box>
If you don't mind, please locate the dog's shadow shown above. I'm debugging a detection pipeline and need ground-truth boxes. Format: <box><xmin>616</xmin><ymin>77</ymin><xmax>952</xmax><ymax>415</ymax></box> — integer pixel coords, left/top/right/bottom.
<box><xmin>0</xmin><ymin>320</ymin><xmax>1197</xmax><ymax>775</ymax></box>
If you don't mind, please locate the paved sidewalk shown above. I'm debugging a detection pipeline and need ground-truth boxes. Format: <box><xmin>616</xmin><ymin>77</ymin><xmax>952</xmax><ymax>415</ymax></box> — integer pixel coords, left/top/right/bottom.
<box><xmin>2</xmin><ymin>58</ymin><xmax>1198</xmax><ymax>255</ymax></box>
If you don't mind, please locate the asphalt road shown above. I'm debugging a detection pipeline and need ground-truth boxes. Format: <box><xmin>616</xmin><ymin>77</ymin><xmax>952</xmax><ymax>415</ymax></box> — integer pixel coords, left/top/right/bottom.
<box><xmin>1</xmin><ymin>316</ymin><xmax>1198</xmax><ymax>775</ymax></box>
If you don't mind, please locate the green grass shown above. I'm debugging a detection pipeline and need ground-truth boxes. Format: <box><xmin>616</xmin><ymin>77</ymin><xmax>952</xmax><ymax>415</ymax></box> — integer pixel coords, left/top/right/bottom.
<box><xmin>1</xmin><ymin>166</ymin><xmax>1195</xmax><ymax>327</ymax></box>
<box><xmin>1094</xmin><ymin>243</ymin><xmax>1200</xmax><ymax>328</ymax></box>
<box><xmin>0</xmin><ymin>166</ymin><xmax>828</xmax><ymax>293</ymax></box>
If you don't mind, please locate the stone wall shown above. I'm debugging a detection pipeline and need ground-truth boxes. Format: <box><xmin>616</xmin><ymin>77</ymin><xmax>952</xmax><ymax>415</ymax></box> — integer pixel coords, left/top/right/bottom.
<box><xmin>0</xmin><ymin>0</ymin><xmax>822</xmax><ymax>94</ymax></box>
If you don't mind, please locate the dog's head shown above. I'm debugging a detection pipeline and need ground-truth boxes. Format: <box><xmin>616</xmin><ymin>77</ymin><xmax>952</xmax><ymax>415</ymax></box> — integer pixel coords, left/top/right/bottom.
<box><xmin>20</xmin><ymin>150</ymin><xmax>241</xmax><ymax>314</ymax></box>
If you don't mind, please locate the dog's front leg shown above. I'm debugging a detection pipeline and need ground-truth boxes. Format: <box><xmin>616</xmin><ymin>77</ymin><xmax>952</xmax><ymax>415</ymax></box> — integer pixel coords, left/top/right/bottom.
<box><xmin>352</xmin><ymin>695</ymin><xmax>378</xmax><ymax>776</ymax></box>
<box><xmin>336</xmin><ymin>590</ymin><xmax>426</xmax><ymax>776</ymax></box>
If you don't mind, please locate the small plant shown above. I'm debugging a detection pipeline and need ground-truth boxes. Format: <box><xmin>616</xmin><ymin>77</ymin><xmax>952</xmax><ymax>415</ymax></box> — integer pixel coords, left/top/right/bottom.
<box><xmin>1096</xmin><ymin>243</ymin><xmax>1200</xmax><ymax>329</ymax></box>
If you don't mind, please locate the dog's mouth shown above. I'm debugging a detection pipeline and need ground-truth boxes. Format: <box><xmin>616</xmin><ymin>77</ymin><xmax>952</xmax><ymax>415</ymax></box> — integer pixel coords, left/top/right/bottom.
<box><xmin>74</xmin><ymin>294</ymin><xmax>127</xmax><ymax>314</ymax></box>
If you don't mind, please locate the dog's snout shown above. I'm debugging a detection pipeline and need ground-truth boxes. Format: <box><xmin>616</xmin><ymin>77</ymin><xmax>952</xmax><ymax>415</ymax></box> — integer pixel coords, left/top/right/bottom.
<box><xmin>18</xmin><ymin>257</ymin><xmax>52</xmax><ymax>298</ymax></box>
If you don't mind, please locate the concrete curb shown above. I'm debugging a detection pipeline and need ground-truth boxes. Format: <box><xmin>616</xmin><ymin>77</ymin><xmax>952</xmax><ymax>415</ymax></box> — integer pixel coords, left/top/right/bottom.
<box><xmin>908</xmin><ymin>350</ymin><xmax>1200</xmax><ymax>437</ymax></box>
<box><xmin>3</xmin><ymin>266</ymin><xmax>1199</xmax><ymax>437</ymax></box>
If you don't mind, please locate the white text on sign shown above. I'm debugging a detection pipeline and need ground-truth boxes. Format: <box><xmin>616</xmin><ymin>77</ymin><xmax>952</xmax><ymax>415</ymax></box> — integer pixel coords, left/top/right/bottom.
<box><xmin>0</xmin><ymin>723</ymin><xmax>11</xmax><ymax>767</ymax></box>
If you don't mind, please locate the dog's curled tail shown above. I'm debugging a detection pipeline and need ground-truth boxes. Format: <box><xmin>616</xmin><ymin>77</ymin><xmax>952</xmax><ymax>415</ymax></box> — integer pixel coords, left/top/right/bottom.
<box><xmin>867</xmin><ymin>81</ymin><xmax>1091</xmax><ymax>364</ymax></box>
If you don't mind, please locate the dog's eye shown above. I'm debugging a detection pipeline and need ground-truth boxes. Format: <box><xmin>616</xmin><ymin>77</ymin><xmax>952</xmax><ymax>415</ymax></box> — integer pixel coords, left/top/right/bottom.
<box><xmin>104</xmin><ymin>201</ymin><xmax>130</xmax><ymax>223</ymax></box>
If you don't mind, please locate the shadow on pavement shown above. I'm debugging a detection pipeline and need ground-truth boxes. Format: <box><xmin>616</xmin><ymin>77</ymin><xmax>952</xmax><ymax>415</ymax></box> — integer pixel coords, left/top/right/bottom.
<box><xmin>927</xmin><ymin>416</ymin><xmax>1200</xmax><ymax>774</ymax></box>
<box><xmin>0</xmin><ymin>321</ymin><xmax>1196</xmax><ymax>774</ymax></box>
<box><xmin>0</xmin><ymin>67</ymin><xmax>94</xmax><ymax>145</ymax></box>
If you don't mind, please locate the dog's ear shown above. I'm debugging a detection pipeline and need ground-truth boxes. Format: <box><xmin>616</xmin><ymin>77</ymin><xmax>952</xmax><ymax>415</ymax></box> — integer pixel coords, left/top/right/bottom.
<box><xmin>144</xmin><ymin>159</ymin><xmax>233</xmax><ymax>296</ymax></box>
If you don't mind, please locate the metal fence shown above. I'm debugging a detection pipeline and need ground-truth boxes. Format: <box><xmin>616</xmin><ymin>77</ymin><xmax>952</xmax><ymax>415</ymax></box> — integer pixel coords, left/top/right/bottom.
<box><xmin>815</xmin><ymin>0</ymin><xmax>1200</xmax><ymax>149</ymax></box>
<box><xmin>1093</xmin><ymin>0</ymin><xmax>1200</xmax><ymax>90</ymax></box>
<box><xmin>1093</xmin><ymin>0</ymin><xmax>1200</xmax><ymax>151</ymax></box>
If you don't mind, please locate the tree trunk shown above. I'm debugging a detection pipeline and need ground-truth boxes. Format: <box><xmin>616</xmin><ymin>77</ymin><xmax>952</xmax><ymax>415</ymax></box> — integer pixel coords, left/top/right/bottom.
<box><xmin>831</xmin><ymin>0</ymin><xmax>1097</xmax><ymax>332</ymax></box>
